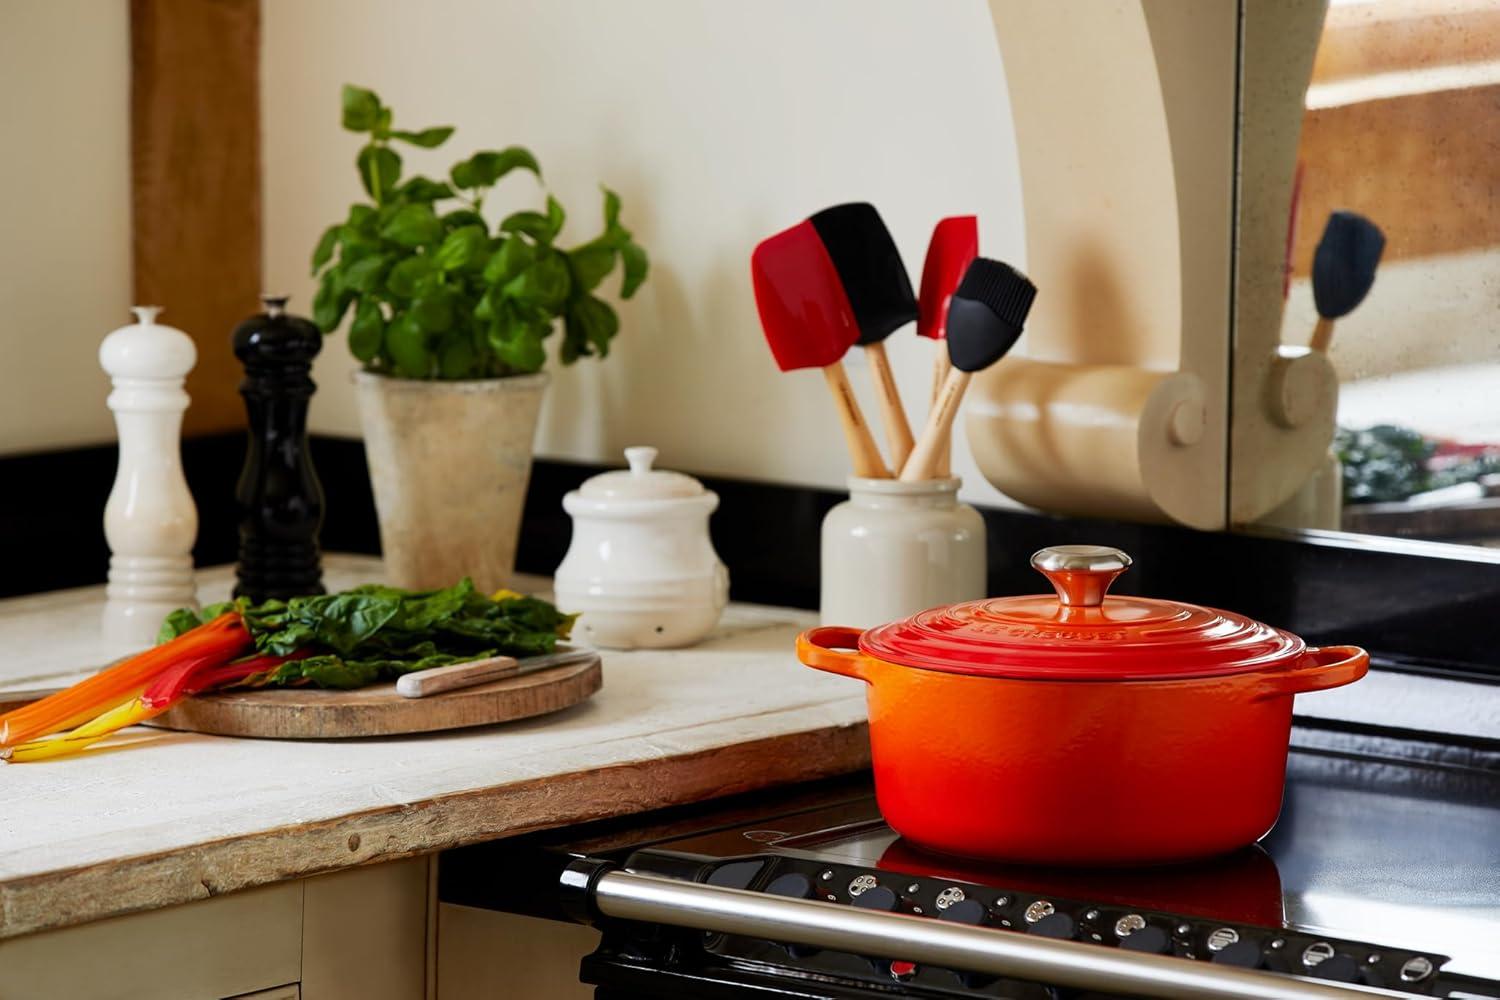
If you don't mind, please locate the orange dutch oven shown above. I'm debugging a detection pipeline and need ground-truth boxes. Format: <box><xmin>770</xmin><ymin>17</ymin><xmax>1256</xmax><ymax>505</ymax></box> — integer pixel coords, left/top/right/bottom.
<box><xmin>796</xmin><ymin>544</ymin><xmax>1369</xmax><ymax>866</ymax></box>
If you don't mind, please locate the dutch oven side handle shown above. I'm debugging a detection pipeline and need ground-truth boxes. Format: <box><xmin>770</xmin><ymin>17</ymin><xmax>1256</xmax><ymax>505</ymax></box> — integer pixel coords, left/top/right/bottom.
<box><xmin>796</xmin><ymin>627</ymin><xmax>871</xmax><ymax>683</ymax></box>
<box><xmin>1255</xmin><ymin>645</ymin><xmax>1369</xmax><ymax>700</ymax></box>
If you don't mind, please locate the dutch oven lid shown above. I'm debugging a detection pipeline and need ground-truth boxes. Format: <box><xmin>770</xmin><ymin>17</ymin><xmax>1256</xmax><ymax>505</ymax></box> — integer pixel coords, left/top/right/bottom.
<box><xmin>859</xmin><ymin>545</ymin><xmax>1304</xmax><ymax>681</ymax></box>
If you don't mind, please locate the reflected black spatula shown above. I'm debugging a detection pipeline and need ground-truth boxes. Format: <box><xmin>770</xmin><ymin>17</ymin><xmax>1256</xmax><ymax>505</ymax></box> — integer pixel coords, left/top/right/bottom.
<box><xmin>1310</xmin><ymin>211</ymin><xmax>1385</xmax><ymax>353</ymax></box>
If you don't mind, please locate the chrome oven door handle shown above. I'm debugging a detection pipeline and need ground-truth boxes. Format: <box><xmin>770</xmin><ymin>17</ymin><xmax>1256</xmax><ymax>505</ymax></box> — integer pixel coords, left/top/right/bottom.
<box><xmin>591</xmin><ymin>870</ymin><xmax>1413</xmax><ymax>1000</ymax></box>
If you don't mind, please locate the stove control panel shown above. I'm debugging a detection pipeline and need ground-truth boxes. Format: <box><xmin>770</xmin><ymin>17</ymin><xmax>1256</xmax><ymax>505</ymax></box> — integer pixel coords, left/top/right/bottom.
<box><xmin>646</xmin><ymin>853</ymin><xmax>1457</xmax><ymax>997</ymax></box>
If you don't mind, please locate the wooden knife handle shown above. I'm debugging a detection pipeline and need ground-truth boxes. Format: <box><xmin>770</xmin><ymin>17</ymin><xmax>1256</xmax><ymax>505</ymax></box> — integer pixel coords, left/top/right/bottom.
<box><xmin>863</xmin><ymin>342</ymin><xmax>915</xmax><ymax>470</ymax></box>
<box><xmin>901</xmin><ymin>368</ymin><xmax>972</xmax><ymax>481</ymax></box>
<box><xmin>396</xmin><ymin>655</ymin><xmax>519</xmax><ymax>699</ymax></box>
<box><xmin>822</xmin><ymin>361</ymin><xmax>892</xmax><ymax>479</ymax></box>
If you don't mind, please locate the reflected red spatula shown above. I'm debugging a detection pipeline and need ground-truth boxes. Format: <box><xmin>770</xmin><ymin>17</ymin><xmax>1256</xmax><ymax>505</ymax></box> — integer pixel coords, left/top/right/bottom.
<box><xmin>752</xmin><ymin>223</ymin><xmax>891</xmax><ymax>478</ymax></box>
<box><xmin>917</xmin><ymin>215</ymin><xmax>978</xmax><ymax>477</ymax></box>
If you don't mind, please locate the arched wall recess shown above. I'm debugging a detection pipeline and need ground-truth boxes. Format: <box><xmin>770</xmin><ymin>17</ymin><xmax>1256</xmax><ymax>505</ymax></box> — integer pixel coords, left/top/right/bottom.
<box><xmin>969</xmin><ymin>0</ymin><xmax>1332</xmax><ymax>530</ymax></box>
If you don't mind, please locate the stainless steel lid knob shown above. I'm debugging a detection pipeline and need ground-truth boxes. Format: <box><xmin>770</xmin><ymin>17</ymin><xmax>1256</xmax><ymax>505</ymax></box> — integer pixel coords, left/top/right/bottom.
<box><xmin>1030</xmin><ymin>545</ymin><xmax>1133</xmax><ymax>607</ymax></box>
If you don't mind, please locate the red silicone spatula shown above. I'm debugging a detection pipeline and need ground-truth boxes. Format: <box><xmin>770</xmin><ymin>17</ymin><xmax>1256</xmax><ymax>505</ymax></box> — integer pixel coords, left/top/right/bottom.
<box><xmin>752</xmin><ymin>223</ymin><xmax>891</xmax><ymax>478</ymax></box>
<box><xmin>917</xmin><ymin>215</ymin><xmax>978</xmax><ymax>476</ymax></box>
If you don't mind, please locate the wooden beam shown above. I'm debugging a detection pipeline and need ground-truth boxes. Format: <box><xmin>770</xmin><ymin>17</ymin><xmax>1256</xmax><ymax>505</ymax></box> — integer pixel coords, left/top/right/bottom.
<box><xmin>130</xmin><ymin>0</ymin><xmax>260</xmax><ymax>435</ymax></box>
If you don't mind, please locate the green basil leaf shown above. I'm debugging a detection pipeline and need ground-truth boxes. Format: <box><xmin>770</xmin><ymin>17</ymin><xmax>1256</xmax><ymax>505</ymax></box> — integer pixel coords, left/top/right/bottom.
<box><xmin>386</xmin><ymin>312</ymin><xmax>431</xmax><ymax>377</ymax></box>
<box><xmin>341</xmin><ymin>84</ymin><xmax>382</xmax><ymax>131</ymax></box>
<box><xmin>395</xmin><ymin>176</ymin><xmax>455</xmax><ymax>202</ymax></box>
<box><xmin>379</xmin><ymin>203</ymin><xmax>442</xmax><ymax>246</ymax></box>
<box><xmin>499</xmin><ymin>210</ymin><xmax>553</xmax><ymax>242</ymax></box>
<box><xmin>441</xmin><ymin>209</ymin><xmax>486</xmax><ymax>230</ymax></box>
<box><xmin>347</xmin><ymin>203</ymin><xmax>377</xmax><ymax>228</ymax></box>
<box><xmin>411</xmin><ymin>290</ymin><xmax>456</xmax><ymax>333</ymax></box>
<box><xmin>438</xmin><ymin>332</ymin><xmax>477</xmax><ymax>378</ymax></box>
<box><xmin>342</xmin><ymin>254</ymin><xmax>389</xmax><ymax>293</ymax></box>
<box><xmin>483</xmin><ymin>237</ymin><xmax>535</xmax><ymax>284</ymax></box>
<box><xmin>310</xmin><ymin>224</ymin><xmax>340</xmax><ymax>275</ymax></box>
<box><xmin>504</xmin><ymin>252</ymin><xmax>570</xmax><ymax>310</ymax></box>
<box><xmin>474</xmin><ymin>286</ymin><xmax>498</xmax><ymax>321</ymax></box>
<box><xmin>312</xmin><ymin>276</ymin><xmax>354</xmax><ymax>332</ymax></box>
<box><xmin>434</xmin><ymin>225</ymin><xmax>488</xmax><ymax>272</ymax></box>
<box><xmin>567</xmin><ymin>243</ymin><xmax>616</xmax><ymax>292</ymax></box>
<box><xmin>490</xmin><ymin>319</ymin><xmax>547</xmax><ymax>373</ymax></box>
<box><xmin>545</xmin><ymin>195</ymin><xmax>565</xmax><ymax>240</ymax></box>
<box><xmin>602</xmin><ymin>186</ymin><xmax>621</xmax><ymax>230</ymax></box>
<box><xmin>386</xmin><ymin>255</ymin><xmax>434</xmax><ymax>299</ymax></box>
<box><xmin>356</xmin><ymin>144</ymin><xmax>401</xmax><ymax>202</ymax></box>
<box><xmin>566</xmin><ymin>294</ymin><xmax>620</xmax><ymax>359</ymax></box>
<box><xmin>449</xmin><ymin>146</ymin><xmax>541</xmax><ymax>190</ymax></box>
<box><xmin>389</xmin><ymin>126</ymin><xmax>454</xmax><ymax>148</ymax></box>
<box><xmin>620</xmin><ymin>239</ymin><xmax>649</xmax><ymax>299</ymax></box>
<box><xmin>349</xmin><ymin>299</ymin><xmax>385</xmax><ymax>362</ymax></box>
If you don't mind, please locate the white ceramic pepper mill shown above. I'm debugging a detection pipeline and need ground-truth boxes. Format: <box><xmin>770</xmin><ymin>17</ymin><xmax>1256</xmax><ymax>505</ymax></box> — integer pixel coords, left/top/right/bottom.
<box><xmin>99</xmin><ymin>306</ymin><xmax>199</xmax><ymax>645</ymax></box>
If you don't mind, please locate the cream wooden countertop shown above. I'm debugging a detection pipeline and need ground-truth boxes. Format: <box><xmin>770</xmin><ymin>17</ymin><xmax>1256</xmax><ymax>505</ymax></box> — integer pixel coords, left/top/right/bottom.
<box><xmin>0</xmin><ymin>555</ymin><xmax>869</xmax><ymax>940</ymax></box>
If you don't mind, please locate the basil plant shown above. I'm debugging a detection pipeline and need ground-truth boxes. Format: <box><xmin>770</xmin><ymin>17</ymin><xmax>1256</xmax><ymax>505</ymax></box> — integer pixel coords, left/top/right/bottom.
<box><xmin>310</xmin><ymin>85</ymin><xmax>648</xmax><ymax>378</ymax></box>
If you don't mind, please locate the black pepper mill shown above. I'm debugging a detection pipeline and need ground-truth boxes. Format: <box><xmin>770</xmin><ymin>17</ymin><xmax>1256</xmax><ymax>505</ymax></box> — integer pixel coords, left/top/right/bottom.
<box><xmin>232</xmin><ymin>295</ymin><xmax>326</xmax><ymax>602</ymax></box>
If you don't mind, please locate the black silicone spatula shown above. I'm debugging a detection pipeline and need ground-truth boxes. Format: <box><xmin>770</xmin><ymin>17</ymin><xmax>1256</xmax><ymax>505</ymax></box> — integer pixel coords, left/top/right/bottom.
<box><xmin>1310</xmin><ymin>211</ymin><xmax>1385</xmax><ymax>353</ymax></box>
<box><xmin>809</xmin><ymin>203</ymin><xmax>919</xmax><ymax>469</ymax></box>
<box><xmin>900</xmin><ymin>258</ymin><xmax>1036</xmax><ymax>481</ymax></box>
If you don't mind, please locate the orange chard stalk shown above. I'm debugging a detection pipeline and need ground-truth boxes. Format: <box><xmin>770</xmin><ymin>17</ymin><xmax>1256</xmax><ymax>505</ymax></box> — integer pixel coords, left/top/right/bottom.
<box><xmin>0</xmin><ymin>612</ymin><xmax>251</xmax><ymax>749</ymax></box>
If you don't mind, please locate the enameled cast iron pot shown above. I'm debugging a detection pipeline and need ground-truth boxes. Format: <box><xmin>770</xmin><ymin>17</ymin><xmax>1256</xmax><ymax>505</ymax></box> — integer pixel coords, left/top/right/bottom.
<box><xmin>797</xmin><ymin>544</ymin><xmax>1369</xmax><ymax>866</ymax></box>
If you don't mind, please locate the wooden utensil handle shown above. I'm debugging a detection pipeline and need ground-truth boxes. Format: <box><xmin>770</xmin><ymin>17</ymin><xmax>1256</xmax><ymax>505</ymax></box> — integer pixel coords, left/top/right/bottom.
<box><xmin>822</xmin><ymin>362</ymin><xmax>891</xmax><ymax>478</ymax></box>
<box><xmin>396</xmin><ymin>655</ymin><xmax>519</xmax><ymax>699</ymax></box>
<box><xmin>901</xmin><ymin>368</ymin><xmax>972</xmax><ymax>481</ymax></box>
<box><xmin>863</xmin><ymin>343</ymin><xmax>915</xmax><ymax>470</ymax></box>
<box><xmin>1309</xmin><ymin>316</ymin><xmax>1335</xmax><ymax>353</ymax></box>
<box><xmin>930</xmin><ymin>348</ymin><xmax>953</xmax><ymax>478</ymax></box>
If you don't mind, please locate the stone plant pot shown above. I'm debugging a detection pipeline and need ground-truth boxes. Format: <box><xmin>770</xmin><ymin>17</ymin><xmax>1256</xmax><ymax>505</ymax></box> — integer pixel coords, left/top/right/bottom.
<box><xmin>353</xmin><ymin>371</ymin><xmax>548</xmax><ymax>593</ymax></box>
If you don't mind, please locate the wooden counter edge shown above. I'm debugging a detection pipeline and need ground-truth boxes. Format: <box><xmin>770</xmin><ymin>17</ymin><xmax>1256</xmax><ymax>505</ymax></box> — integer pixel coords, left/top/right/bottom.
<box><xmin>0</xmin><ymin>720</ymin><xmax>869</xmax><ymax>940</ymax></box>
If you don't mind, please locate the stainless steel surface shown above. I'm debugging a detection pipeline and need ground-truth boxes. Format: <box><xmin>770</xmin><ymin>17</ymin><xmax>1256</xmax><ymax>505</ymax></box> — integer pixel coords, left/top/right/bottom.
<box><xmin>1023</xmin><ymin>899</ymin><xmax>1054</xmax><ymax>923</ymax></box>
<box><xmin>1114</xmin><ymin>913</ymin><xmax>1146</xmax><ymax>937</ymax></box>
<box><xmin>1209</xmin><ymin>927</ymin><xmax>1241</xmax><ymax>952</ymax></box>
<box><xmin>593</xmin><ymin>870</ymin><xmax>1416</xmax><ymax>1000</ymax></box>
<box><xmin>847</xmin><ymin>874</ymin><xmax>877</xmax><ymax>897</ymax></box>
<box><xmin>1029</xmin><ymin>544</ymin><xmax>1132</xmax><ymax>605</ymax></box>
<box><xmin>935</xmin><ymin>886</ymin><xmax>965</xmax><ymax>910</ymax></box>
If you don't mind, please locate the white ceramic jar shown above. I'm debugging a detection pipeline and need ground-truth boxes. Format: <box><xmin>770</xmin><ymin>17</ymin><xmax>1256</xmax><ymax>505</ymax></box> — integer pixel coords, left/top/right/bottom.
<box><xmin>820</xmin><ymin>477</ymin><xmax>986</xmax><ymax>628</ymax></box>
<box><xmin>554</xmin><ymin>447</ymin><xmax>729</xmax><ymax>649</ymax></box>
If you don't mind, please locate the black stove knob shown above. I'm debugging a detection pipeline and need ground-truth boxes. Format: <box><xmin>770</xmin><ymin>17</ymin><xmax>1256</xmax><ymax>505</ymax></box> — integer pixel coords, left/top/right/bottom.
<box><xmin>765</xmin><ymin>872</ymin><xmax>815</xmax><ymax>899</ymax></box>
<box><xmin>1212</xmin><ymin>939</ymin><xmax>1266</xmax><ymax>969</ymax></box>
<box><xmin>938</xmin><ymin>898</ymin><xmax>989</xmax><ymax>926</ymax></box>
<box><xmin>1028</xmin><ymin>912</ymin><xmax>1076</xmax><ymax>940</ymax></box>
<box><xmin>850</xmin><ymin>886</ymin><xmax>898</xmax><ymax>912</ymax></box>
<box><xmin>1310</xmin><ymin>954</ymin><xmax>1361</xmax><ymax>984</ymax></box>
<box><xmin>1119</xmin><ymin>925</ymin><xmax>1170</xmax><ymax>955</ymax></box>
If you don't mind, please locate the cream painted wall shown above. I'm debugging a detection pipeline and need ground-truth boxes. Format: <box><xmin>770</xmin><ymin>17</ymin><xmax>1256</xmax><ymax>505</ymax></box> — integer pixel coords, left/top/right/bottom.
<box><xmin>262</xmin><ymin>0</ymin><xmax>1024</xmax><ymax>500</ymax></box>
<box><xmin>0</xmin><ymin>0</ymin><xmax>131</xmax><ymax>455</ymax></box>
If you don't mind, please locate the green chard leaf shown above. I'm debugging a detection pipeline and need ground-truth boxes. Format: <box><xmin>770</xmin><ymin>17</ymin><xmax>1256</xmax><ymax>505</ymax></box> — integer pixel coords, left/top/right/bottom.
<box><xmin>341</xmin><ymin>85</ymin><xmax>382</xmax><ymax>132</ymax></box>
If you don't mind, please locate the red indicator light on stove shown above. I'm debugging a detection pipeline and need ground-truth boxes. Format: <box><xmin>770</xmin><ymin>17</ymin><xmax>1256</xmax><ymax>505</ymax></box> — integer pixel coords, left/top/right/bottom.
<box><xmin>889</xmin><ymin>960</ymin><xmax>917</xmax><ymax>980</ymax></box>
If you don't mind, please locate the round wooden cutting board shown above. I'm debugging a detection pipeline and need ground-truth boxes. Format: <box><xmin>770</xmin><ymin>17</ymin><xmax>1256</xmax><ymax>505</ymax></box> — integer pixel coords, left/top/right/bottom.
<box><xmin>144</xmin><ymin>654</ymin><xmax>601</xmax><ymax>739</ymax></box>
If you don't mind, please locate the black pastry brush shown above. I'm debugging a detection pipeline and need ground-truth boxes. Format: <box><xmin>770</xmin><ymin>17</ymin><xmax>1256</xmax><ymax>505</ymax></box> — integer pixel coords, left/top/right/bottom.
<box><xmin>809</xmin><ymin>202</ymin><xmax>920</xmax><ymax>468</ymax></box>
<box><xmin>1310</xmin><ymin>211</ymin><xmax>1385</xmax><ymax>353</ymax></box>
<box><xmin>900</xmin><ymin>258</ymin><xmax>1036</xmax><ymax>480</ymax></box>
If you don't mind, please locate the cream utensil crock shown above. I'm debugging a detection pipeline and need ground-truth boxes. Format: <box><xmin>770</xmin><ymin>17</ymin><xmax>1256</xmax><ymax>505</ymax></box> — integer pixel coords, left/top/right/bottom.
<box><xmin>820</xmin><ymin>477</ymin><xmax>986</xmax><ymax>628</ymax></box>
<box><xmin>554</xmin><ymin>447</ymin><xmax>728</xmax><ymax>649</ymax></box>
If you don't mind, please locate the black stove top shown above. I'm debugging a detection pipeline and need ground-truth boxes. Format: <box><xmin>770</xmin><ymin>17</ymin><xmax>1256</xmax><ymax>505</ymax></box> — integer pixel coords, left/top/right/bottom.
<box><xmin>443</xmin><ymin>731</ymin><xmax>1500</xmax><ymax>998</ymax></box>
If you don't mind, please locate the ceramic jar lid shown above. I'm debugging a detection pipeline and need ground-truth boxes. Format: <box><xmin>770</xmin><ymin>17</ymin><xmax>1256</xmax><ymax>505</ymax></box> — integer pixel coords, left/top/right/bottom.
<box><xmin>568</xmin><ymin>447</ymin><xmax>715</xmax><ymax>512</ymax></box>
<box><xmin>858</xmin><ymin>544</ymin><xmax>1305</xmax><ymax>682</ymax></box>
